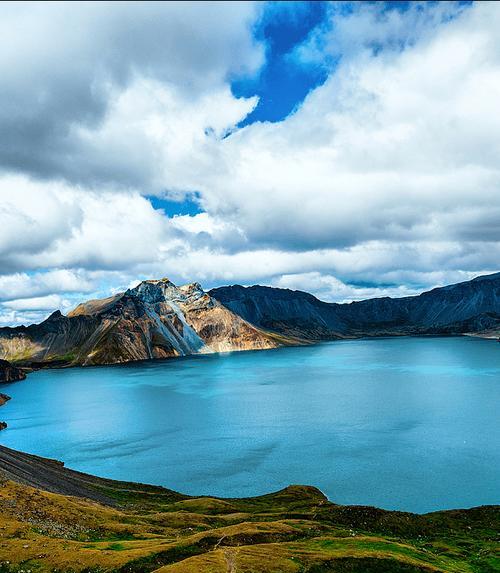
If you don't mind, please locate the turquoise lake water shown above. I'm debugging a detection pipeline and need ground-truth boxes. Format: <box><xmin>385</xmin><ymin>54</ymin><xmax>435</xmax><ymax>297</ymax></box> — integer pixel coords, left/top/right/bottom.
<box><xmin>1</xmin><ymin>336</ymin><xmax>498</xmax><ymax>513</ymax></box>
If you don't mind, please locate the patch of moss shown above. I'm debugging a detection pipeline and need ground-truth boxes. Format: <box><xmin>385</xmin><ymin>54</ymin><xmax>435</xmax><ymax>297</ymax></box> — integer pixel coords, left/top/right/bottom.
<box><xmin>105</xmin><ymin>543</ymin><xmax>126</xmax><ymax>551</ymax></box>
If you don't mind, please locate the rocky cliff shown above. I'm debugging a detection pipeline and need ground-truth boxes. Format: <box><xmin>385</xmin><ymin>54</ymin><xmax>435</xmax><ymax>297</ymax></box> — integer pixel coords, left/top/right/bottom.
<box><xmin>210</xmin><ymin>272</ymin><xmax>500</xmax><ymax>339</ymax></box>
<box><xmin>0</xmin><ymin>360</ymin><xmax>20</xmax><ymax>430</ymax></box>
<box><xmin>0</xmin><ymin>279</ymin><xmax>295</xmax><ymax>367</ymax></box>
<box><xmin>0</xmin><ymin>359</ymin><xmax>27</xmax><ymax>383</ymax></box>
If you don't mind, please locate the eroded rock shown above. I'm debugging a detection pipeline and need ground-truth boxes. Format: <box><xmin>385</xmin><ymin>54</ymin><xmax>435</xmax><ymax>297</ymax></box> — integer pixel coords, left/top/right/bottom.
<box><xmin>0</xmin><ymin>360</ymin><xmax>26</xmax><ymax>383</ymax></box>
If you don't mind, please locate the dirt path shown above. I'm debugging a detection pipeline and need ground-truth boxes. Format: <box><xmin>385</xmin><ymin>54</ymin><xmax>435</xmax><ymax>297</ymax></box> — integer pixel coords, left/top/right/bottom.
<box><xmin>223</xmin><ymin>548</ymin><xmax>237</xmax><ymax>573</ymax></box>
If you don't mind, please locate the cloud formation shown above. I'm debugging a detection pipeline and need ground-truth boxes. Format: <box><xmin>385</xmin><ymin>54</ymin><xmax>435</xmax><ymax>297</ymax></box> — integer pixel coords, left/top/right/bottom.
<box><xmin>0</xmin><ymin>1</ymin><xmax>499</xmax><ymax>325</ymax></box>
<box><xmin>174</xmin><ymin>1</ymin><xmax>500</xmax><ymax>252</ymax></box>
<box><xmin>0</xmin><ymin>1</ymin><xmax>262</xmax><ymax>188</ymax></box>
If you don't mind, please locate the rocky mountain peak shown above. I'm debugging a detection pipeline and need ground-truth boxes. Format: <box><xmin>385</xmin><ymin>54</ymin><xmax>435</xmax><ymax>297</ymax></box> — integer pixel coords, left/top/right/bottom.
<box><xmin>126</xmin><ymin>279</ymin><xmax>211</xmax><ymax>308</ymax></box>
<box><xmin>179</xmin><ymin>282</ymin><xmax>205</xmax><ymax>301</ymax></box>
<box><xmin>127</xmin><ymin>278</ymin><xmax>183</xmax><ymax>304</ymax></box>
<box><xmin>180</xmin><ymin>281</ymin><xmax>203</xmax><ymax>292</ymax></box>
<box><xmin>47</xmin><ymin>310</ymin><xmax>63</xmax><ymax>320</ymax></box>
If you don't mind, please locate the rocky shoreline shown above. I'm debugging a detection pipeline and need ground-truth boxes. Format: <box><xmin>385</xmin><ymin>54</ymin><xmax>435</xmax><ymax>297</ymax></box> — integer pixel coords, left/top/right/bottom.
<box><xmin>0</xmin><ymin>359</ymin><xmax>25</xmax><ymax>430</ymax></box>
<box><xmin>0</xmin><ymin>359</ymin><xmax>26</xmax><ymax>384</ymax></box>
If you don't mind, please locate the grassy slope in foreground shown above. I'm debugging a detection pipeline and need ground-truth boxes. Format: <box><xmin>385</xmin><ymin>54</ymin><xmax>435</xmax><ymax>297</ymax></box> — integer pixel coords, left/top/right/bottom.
<box><xmin>0</xmin><ymin>446</ymin><xmax>498</xmax><ymax>573</ymax></box>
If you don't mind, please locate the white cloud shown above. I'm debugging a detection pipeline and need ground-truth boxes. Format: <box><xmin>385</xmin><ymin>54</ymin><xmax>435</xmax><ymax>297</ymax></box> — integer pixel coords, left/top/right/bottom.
<box><xmin>0</xmin><ymin>1</ymin><xmax>499</xmax><ymax>326</ymax></box>
<box><xmin>0</xmin><ymin>269</ymin><xmax>94</xmax><ymax>301</ymax></box>
<box><xmin>0</xmin><ymin>175</ymin><xmax>82</xmax><ymax>272</ymax></box>
<box><xmin>0</xmin><ymin>294</ymin><xmax>75</xmax><ymax>327</ymax></box>
<box><xmin>272</xmin><ymin>272</ymin><xmax>420</xmax><ymax>303</ymax></box>
<box><xmin>75</xmin><ymin>78</ymin><xmax>258</xmax><ymax>192</ymax></box>
<box><xmin>4</xmin><ymin>294</ymin><xmax>67</xmax><ymax>312</ymax></box>
<box><xmin>0</xmin><ymin>174</ymin><xmax>180</xmax><ymax>273</ymax></box>
<box><xmin>0</xmin><ymin>1</ymin><xmax>263</xmax><ymax>188</ymax></box>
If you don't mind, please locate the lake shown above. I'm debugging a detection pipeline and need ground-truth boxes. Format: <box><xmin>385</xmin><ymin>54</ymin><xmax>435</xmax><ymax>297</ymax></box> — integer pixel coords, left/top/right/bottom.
<box><xmin>1</xmin><ymin>336</ymin><xmax>498</xmax><ymax>513</ymax></box>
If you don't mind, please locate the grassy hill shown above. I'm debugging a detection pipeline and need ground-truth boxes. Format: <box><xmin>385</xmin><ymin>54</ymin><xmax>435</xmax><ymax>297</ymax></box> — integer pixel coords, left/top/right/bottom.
<box><xmin>0</xmin><ymin>446</ymin><xmax>498</xmax><ymax>573</ymax></box>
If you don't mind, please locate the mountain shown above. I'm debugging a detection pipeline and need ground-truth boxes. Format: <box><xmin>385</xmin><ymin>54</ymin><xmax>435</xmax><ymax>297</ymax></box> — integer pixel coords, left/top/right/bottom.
<box><xmin>0</xmin><ymin>279</ymin><xmax>295</xmax><ymax>367</ymax></box>
<box><xmin>210</xmin><ymin>272</ymin><xmax>500</xmax><ymax>339</ymax></box>
<box><xmin>1</xmin><ymin>273</ymin><xmax>498</xmax><ymax>369</ymax></box>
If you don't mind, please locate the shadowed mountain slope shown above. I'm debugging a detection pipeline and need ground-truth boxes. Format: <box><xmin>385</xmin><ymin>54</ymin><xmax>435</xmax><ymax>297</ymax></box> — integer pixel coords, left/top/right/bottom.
<box><xmin>210</xmin><ymin>272</ymin><xmax>500</xmax><ymax>339</ymax></box>
<box><xmin>0</xmin><ymin>359</ymin><xmax>26</xmax><ymax>383</ymax></box>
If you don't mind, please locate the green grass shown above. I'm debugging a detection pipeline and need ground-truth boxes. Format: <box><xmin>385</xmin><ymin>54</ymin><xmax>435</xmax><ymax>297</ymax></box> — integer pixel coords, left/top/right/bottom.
<box><xmin>0</xmin><ymin>477</ymin><xmax>498</xmax><ymax>573</ymax></box>
<box><xmin>105</xmin><ymin>543</ymin><xmax>126</xmax><ymax>551</ymax></box>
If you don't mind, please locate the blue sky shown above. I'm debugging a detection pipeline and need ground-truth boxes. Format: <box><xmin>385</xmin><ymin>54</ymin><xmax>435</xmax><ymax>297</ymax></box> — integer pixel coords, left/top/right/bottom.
<box><xmin>151</xmin><ymin>0</ymin><xmax>473</xmax><ymax>218</ymax></box>
<box><xmin>232</xmin><ymin>1</ymin><xmax>329</xmax><ymax>125</ymax></box>
<box><xmin>0</xmin><ymin>0</ymin><xmax>498</xmax><ymax>326</ymax></box>
<box><xmin>232</xmin><ymin>1</ymin><xmax>471</xmax><ymax>126</ymax></box>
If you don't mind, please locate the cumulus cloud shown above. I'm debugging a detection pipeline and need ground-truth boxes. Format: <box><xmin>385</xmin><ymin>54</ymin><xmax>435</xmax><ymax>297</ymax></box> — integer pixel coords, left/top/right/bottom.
<box><xmin>174</xmin><ymin>1</ymin><xmax>500</xmax><ymax>252</ymax></box>
<box><xmin>0</xmin><ymin>269</ymin><xmax>94</xmax><ymax>301</ymax></box>
<box><xmin>0</xmin><ymin>1</ymin><xmax>499</xmax><ymax>325</ymax></box>
<box><xmin>0</xmin><ymin>1</ymin><xmax>262</xmax><ymax>189</ymax></box>
<box><xmin>272</xmin><ymin>272</ymin><xmax>420</xmax><ymax>303</ymax></box>
<box><xmin>142</xmin><ymin>0</ymin><xmax>499</xmax><ymax>294</ymax></box>
<box><xmin>0</xmin><ymin>294</ymin><xmax>75</xmax><ymax>326</ymax></box>
<box><xmin>0</xmin><ymin>175</ymin><xmax>177</xmax><ymax>272</ymax></box>
<box><xmin>0</xmin><ymin>175</ymin><xmax>81</xmax><ymax>273</ymax></box>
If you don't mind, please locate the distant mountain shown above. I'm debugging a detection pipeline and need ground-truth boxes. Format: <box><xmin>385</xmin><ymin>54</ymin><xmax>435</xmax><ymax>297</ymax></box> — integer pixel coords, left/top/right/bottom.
<box><xmin>0</xmin><ymin>279</ymin><xmax>295</xmax><ymax>367</ymax></box>
<box><xmin>210</xmin><ymin>272</ymin><xmax>500</xmax><ymax>339</ymax></box>
<box><xmin>1</xmin><ymin>273</ymin><xmax>498</xmax><ymax>369</ymax></box>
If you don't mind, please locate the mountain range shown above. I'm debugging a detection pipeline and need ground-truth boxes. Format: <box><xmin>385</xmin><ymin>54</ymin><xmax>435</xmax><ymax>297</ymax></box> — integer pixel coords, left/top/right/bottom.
<box><xmin>211</xmin><ymin>272</ymin><xmax>500</xmax><ymax>340</ymax></box>
<box><xmin>0</xmin><ymin>272</ymin><xmax>498</xmax><ymax>369</ymax></box>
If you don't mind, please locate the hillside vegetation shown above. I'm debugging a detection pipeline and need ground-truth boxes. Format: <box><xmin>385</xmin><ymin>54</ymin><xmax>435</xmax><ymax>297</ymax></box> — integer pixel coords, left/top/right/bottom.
<box><xmin>0</xmin><ymin>446</ymin><xmax>498</xmax><ymax>573</ymax></box>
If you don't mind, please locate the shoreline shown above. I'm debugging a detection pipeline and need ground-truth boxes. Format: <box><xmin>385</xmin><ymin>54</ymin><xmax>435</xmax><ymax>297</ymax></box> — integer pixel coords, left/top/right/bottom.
<box><xmin>0</xmin><ymin>392</ymin><xmax>10</xmax><ymax>431</ymax></box>
<box><xmin>0</xmin><ymin>444</ymin><xmax>498</xmax><ymax>573</ymax></box>
<box><xmin>4</xmin><ymin>330</ymin><xmax>497</xmax><ymax>374</ymax></box>
<box><xmin>0</xmin><ymin>443</ymin><xmax>497</xmax><ymax>514</ymax></box>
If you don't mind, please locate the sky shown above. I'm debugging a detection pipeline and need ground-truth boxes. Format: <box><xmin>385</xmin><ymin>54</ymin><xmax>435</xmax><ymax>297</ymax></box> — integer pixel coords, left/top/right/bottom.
<box><xmin>0</xmin><ymin>0</ymin><xmax>499</xmax><ymax>326</ymax></box>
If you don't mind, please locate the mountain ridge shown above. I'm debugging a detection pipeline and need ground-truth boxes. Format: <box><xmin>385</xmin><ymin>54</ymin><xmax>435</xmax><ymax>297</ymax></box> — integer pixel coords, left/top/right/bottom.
<box><xmin>210</xmin><ymin>272</ymin><xmax>500</xmax><ymax>340</ymax></box>
<box><xmin>0</xmin><ymin>272</ymin><xmax>498</xmax><ymax>369</ymax></box>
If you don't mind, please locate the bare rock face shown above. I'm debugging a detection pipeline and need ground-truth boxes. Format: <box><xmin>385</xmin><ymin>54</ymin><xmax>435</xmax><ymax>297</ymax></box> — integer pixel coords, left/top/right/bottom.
<box><xmin>0</xmin><ymin>279</ymin><xmax>294</xmax><ymax>368</ymax></box>
<box><xmin>0</xmin><ymin>359</ymin><xmax>26</xmax><ymax>383</ymax></box>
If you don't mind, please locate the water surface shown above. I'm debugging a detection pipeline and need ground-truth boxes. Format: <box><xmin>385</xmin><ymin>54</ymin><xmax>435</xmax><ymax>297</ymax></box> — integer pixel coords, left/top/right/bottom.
<box><xmin>1</xmin><ymin>336</ymin><xmax>499</xmax><ymax>513</ymax></box>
